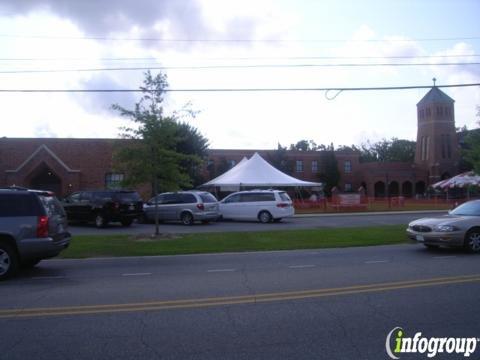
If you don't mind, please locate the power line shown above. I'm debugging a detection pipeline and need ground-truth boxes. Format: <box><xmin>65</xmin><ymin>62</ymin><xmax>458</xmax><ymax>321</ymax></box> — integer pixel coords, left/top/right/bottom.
<box><xmin>1</xmin><ymin>34</ymin><xmax>479</xmax><ymax>43</ymax></box>
<box><xmin>0</xmin><ymin>54</ymin><xmax>479</xmax><ymax>61</ymax></box>
<box><xmin>0</xmin><ymin>83</ymin><xmax>478</xmax><ymax>93</ymax></box>
<box><xmin>1</xmin><ymin>62</ymin><xmax>479</xmax><ymax>74</ymax></box>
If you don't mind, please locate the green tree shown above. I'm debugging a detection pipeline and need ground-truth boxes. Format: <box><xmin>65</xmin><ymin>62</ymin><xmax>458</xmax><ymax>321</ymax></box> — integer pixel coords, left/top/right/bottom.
<box><xmin>318</xmin><ymin>143</ymin><xmax>340</xmax><ymax>195</ymax></box>
<box><xmin>268</xmin><ymin>143</ymin><xmax>292</xmax><ymax>174</ymax></box>
<box><xmin>359</xmin><ymin>138</ymin><xmax>415</xmax><ymax>163</ymax></box>
<box><xmin>289</xmin><ymin>139</ymin><xmax>317</xmax><ymax>151</ymax></box>
<box><xmin>462</xmin><ymin>106</ymin><xmax>480</xmax><ymax>173</ymax></box>
<box><xmin>112</xmin><ymin>71</ymin><xmax>207</xmax><ymax>234</ymax></box>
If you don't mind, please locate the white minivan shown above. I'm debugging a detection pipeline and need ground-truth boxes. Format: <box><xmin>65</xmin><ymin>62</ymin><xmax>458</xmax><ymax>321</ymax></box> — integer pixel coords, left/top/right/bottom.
<box><xmin>219</xmin><ymin>190</ymin><xmax>294</xmax><ymax>223</ymax></box>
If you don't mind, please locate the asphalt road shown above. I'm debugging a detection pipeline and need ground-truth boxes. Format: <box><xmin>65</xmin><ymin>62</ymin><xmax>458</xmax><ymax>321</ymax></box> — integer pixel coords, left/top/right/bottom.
<box><xmin>69</xmin><ymin>211</ymin><xmax>447</xmax><ymax>235</ymax></box>
<box><xmin>1</xmin><ymin>243</ymin><xmax>479</xmax><ymax>359</ymax></box>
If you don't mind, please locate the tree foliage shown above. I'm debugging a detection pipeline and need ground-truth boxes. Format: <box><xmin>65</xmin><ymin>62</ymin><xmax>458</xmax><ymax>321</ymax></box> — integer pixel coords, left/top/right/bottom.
<box><xmin>289</xmin><ymin>139</ymin><xmax>318</xmax><ymax>151</ymax></box>
<box><xmin>462</xmin><ymin>106</ymin><xmax>480</xmax><ymax>174</ymax></box>
<box><xmin>318</xmin><ymin>143</ymin><xmax>340</xmax><ymax>195</ymax></box>
<box><xmin>358</xmin><ymin>138</ymin><xmax>416</xmax><ymax>163</ymax></box>
<box><xmin>112</xmin><ymin>71</ymin><xmax>208</xmax><ymax>194</ymax></box>
<box><xmin>268</xmin><ymin>143</ymin><xmax>292</xmax><ymax>174</ymax></box>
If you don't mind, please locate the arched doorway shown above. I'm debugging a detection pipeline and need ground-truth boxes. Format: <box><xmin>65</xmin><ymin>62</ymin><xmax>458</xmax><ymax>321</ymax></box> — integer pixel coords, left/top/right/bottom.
<box><xmin>374</xmin><ymin>181</ymin><xmax>386</xmax><ymax>198</ymax></box>
<box><xmin>402</xmin><ymin>181</ymin><xmax>413</xmax><ymax>197</ymax></box>
<box><xmin>415</xmin><ymin>181</ymin><xmax>426</xmax><ymax>196</ymax></box>
<box><xmin>29</xmin><ymin>165</ymin><xmax>62</xmax><ymax>195</ymax></box>
<box><xmin>388</xmin><ymin>181</ymin><xmax>399</xmax><ymax>197</ymax></box>
<box><xmin>360</xmin><ymin>181</ymin><xmax>367</xmax><ymax>196</ymax></box>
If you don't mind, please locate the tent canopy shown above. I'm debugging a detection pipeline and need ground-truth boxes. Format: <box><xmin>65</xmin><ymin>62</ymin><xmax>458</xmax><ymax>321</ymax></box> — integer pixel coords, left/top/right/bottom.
<box><xmin>200</xmin><ymin>152</ymin><xmax>323</xmax><ymax>189</ymax></box>
<box><xmin>432</xmin><ymin>171</ymin><xmax>480</xmax><ymax>189</ymax></box>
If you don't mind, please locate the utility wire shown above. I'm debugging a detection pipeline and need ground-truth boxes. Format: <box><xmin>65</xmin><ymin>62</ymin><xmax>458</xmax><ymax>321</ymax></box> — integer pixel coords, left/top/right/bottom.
<box><xmin>1</xmin><ymin>62</ymin><xmax>479</xmax><ymax>74</ymax></box>
<box><xmin>0</xmin><ymin>54</ymin><xmax>479</xmax><ymax>61</ymax></box>
<box><xmin>0</xmin><ymin>83</ymin><xmax>478</xmax><ymax>93</ymax></box>
<box><xmin>1</xmin><ymin>34</ymin><xmax>479</xmax><ymax>43</ymax></box>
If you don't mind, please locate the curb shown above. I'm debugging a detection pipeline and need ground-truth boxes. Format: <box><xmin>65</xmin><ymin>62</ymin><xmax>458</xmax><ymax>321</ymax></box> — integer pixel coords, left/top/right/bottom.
<box><xmin>294</xmin><ymin>210</ymin><xmax>448</xmax><ymax>218</ymax></box>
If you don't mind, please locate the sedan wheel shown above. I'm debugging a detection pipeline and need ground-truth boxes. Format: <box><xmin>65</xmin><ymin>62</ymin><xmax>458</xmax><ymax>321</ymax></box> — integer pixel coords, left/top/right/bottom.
<box><xmin>465</xmin><ymin>230</ymin><xmax>480</xmax><ymax>253</ymax></box>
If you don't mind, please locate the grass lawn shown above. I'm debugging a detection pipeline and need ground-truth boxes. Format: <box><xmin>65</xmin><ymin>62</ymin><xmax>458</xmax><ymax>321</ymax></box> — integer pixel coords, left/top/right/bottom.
<box><xmin>60</xmin><ymin>225</ymin><xmax>409</xmax><ymax>259</ymax></box>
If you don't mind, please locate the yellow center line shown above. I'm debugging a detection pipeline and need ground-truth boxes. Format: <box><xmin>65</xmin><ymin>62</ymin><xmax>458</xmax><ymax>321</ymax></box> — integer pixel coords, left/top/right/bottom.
<box><xmin>1</xmin><ymin>274</ymin><xmax>479</xmax><ymax>319</ymax></box>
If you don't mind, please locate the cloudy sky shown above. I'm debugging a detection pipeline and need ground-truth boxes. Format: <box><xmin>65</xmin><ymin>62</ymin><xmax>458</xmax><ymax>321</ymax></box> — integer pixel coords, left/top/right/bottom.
<box><xmin>0</xmin><ymin>0</ymin><xmax>479</xmax><ymax>149</ymax></box>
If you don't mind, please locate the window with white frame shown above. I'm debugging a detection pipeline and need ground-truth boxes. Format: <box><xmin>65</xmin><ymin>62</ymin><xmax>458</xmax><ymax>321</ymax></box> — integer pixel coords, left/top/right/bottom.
<box><xmin>105</xmin><ymin>173</ymin><xmax>124</xmax><ymax>189</ymax></box>
<box><xmin>311</xmin><ymin>160</ymin><xmax>318</xmax><ymax>173</ymax></box>
<box><xmin>344</xmin><ymin>160</ymin><xmax>352</xmax><ymax>173</ymax></box>
<box><xmin>296</xmin><ymin>160</ymin><xmax>304</xmax><ymax>173</ymax></box>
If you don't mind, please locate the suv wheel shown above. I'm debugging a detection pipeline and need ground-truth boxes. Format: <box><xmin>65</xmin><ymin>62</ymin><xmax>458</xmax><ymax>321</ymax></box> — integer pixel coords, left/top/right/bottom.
<box><xmin>121</xmin><ymin>219</ymin><xmax>133</xmax><ymax>227</ymax></box>
<box><xmin>0</xmin><ymin>242</ymin><xmax>18</xmax><ymax>280</ymax></box>
<box><xmin>95</xmin><ymin>214</ymin><xmax>108</xmax><ymax>228</ymax></box>
<box><xmin>464</xmin><ymin>229</ymin><xmax>480</xmax><ymax>253</ymax></box>
<box><xmin>258</xmin><ymin>211</ymin><xmax>272</xmax><ymax>223</ymax></box>
<box><xmin>181</xmin><ymin>212</ymin><xmax>194</xmax><ymax>226</ymax></box>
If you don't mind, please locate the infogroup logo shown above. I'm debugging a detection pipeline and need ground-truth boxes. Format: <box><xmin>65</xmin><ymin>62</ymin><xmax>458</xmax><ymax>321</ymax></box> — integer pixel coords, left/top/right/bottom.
<box><xmin>385</xmin><ymin>327</ymin><xmax>479</xmax><ymax>359</ymax></box>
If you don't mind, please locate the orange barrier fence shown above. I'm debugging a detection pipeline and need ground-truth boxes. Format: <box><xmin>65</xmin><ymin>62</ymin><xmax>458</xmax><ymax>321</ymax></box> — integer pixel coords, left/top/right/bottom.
<box><xmin>293</xmin><ymin>196</ymin><xmax>478</xmax><ymax>214</ymax></box>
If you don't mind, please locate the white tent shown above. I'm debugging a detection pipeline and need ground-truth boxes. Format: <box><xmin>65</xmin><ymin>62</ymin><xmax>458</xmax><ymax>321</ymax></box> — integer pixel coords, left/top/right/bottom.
<box><xmin>200</xmin><ymin>152</ymin><xmax>323</xmax><ymax>190</ymax></box>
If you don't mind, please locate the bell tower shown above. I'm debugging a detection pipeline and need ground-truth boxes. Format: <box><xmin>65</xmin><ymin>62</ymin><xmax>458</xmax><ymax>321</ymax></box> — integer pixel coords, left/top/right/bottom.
<box><xmin>415</xmin><ymin>78</ymin><xmax>459</xmax><ymax>183</ymax></box>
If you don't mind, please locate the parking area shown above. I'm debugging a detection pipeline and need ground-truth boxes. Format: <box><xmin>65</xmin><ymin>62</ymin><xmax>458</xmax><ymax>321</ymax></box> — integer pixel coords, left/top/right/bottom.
<box><xmin>68</xmin><ymin>211</ymin><xmax>447</xmax><ymax>235</ymax></box>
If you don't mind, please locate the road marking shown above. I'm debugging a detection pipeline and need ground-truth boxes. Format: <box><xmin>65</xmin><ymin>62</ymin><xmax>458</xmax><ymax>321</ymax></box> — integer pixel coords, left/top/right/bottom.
<box><xmin>365</xmin><ymin>260</ymin><xmax>389</xmax><ymax>264</ymax></box>
<box><xmin>2</xmin><ymin>274</ymin><xmax>479</xmax><ymax>319</ymax></box>
<box><xmin>30</xmin><ymin>276</ymin><xmax>66</xmax><ymax>280</ymax></box>
<box><xmin>121</xmin><ymin>273</ymin><xmax>152</xmax><ymax>276</ymax></box>
<box><xmin>207</xmin><ymin>269</ymin><xmax>236</xmax><ymax>273</ymax></box>
<box><xmin>288</xmin><ymin>265</ymin><xmax>316</xmax><ymax>269</ymax></box>
<box><xmin>432</xmin><ymin>256</ymin><xmax>457</xmax><ymax>259</ymax></box>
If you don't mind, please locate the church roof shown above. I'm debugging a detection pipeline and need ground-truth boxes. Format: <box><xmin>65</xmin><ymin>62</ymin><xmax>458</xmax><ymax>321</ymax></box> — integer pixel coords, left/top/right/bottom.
<box><xmin>417</xmin><ymin>86</ymin><xmax>454</xmax><ymax>106</ymax></box>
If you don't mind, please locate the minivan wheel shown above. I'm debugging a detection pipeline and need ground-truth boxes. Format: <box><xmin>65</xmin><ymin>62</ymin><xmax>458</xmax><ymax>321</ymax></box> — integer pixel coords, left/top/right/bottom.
<box><xmin>95</xmin><ymin>214</ymin><xmax>108</xmax><ymax>228</ymax></box>
<box><xmin>258</xmin><ymin>211</ymin><xmax>272</xmax><ymax>223</ymax></box>
<box><xmin>464</xmin><ymin>229</ymin><xmax>480</xmax><ymax>253</ymax></box>
<box><xmin>0</xmin><ymin>242</ymin><xmax>18</xmax><ymax>280</ymax></box>
<box><xmin>181</xmin><ymin>212</ymin><xmax>194</xmax><ymax>225</ymax></box>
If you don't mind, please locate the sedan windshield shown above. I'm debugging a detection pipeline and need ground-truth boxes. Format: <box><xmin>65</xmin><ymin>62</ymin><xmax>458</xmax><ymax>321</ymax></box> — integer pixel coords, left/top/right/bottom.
<box><xmin>450</xmin><ymin>201</ymin><xmax>480</xmax><ymax>216</ymax></box>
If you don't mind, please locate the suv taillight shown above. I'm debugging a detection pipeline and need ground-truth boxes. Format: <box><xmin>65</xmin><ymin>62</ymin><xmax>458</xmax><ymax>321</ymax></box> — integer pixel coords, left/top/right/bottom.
<box><xmin>197</xmin><ymin>203</ymin><xmax>205</xmax><ymax>211</ymax></box>
<box><xmin>276</xmin><ymin>203</ymin><xmax>289</xmax><ymax>208</ymax></box>
<box><xmin>37</xmin><ymin>216</ymin><xmax>49</xmax><ymax>238</ymax></box>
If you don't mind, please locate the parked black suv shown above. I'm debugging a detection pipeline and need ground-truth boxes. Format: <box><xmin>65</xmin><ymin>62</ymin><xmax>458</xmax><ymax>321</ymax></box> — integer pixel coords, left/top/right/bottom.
<box><xmin>62</xmin><ymin>190</ymin><xmax>143</xmax><ymax>228</ymax></box>
<box><xmin>0</xmin><ymin>188</ymin><xmax>71</xmax><ymax>280</ymax></box>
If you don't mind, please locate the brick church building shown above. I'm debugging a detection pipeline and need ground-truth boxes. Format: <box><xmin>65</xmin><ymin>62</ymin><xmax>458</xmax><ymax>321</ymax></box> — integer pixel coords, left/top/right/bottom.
<box><xmin>0</xmin><ymin>85</ymin><xmax>461</xmax><ymax>198</ymax></box>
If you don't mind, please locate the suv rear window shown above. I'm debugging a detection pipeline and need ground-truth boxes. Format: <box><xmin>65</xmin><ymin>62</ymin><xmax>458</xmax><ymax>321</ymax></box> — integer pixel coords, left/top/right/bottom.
<box><xmin>199</xmin><ymin>193</ymin><xmax>217</xmax><ymax>203</ymax></box>
<box><xmin>38</xmin><ymin>195</ymin><xmax>66</xmax><ymax>217</ymax></box>
<box><xmin>0</xmin><ymin>193</ymin><xmax>43</xmax><ymax>217</ymax></box>
<box><xmin>114</xmin><ymin>192</ymin><xmax>141</xmax><ymax>202</ymax></box>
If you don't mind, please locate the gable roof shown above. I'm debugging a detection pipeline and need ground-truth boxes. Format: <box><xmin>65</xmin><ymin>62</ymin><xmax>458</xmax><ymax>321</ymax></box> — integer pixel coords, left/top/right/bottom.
<box><xmin>5</xmin><ymin>144</ymin><xmax>80</xmax><ymax>173</ymax></box>
<box><xmin>417</xmin><ymin>86</ymin><xmax>454</xmax><ymax>107</ymax></box>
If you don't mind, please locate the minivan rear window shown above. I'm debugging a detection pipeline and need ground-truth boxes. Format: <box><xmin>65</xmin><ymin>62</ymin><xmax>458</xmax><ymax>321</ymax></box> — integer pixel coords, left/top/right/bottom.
<box><xmin>199</xmin><ymin>193</ymin><xmax>217</xmax><ymax>203</ymax></box>
<box><xmin>279</xmin><ymin>192</ymin><xmax>291</xmax><ymax>202</ymax></box>
<box><xmin>0</xmin><ymin>193</ymin><xmax>43</xmax><ymax>217</ymax></box>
